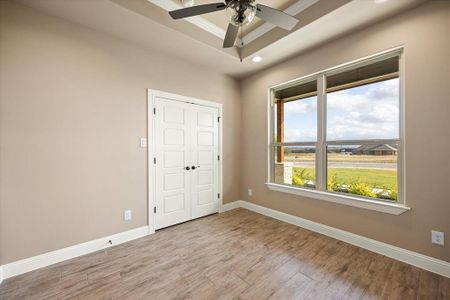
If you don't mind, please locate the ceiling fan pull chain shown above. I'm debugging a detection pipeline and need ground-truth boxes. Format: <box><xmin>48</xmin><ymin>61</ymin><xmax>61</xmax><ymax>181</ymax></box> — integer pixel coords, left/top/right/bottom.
<box><xmin>240</xmin><ymin>25</ymin><xmax>244</xmax><ymax>47</ymax></box>
<box><xmin>239</xmin><ymin>25</ymin><xmax>243</xmax><ymax>63</ymax></box>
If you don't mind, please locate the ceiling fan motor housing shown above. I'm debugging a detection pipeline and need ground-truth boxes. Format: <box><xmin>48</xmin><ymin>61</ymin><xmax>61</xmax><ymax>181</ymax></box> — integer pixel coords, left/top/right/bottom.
<box><xmin>226</xmin><ymin>0</ymin><xmax>257</xmax><ymax>26</ymax></box>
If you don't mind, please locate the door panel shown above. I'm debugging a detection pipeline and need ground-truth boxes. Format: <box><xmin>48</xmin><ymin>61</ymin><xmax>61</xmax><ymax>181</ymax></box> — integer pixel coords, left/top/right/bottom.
<box><xmin>154</xmin><ymin>96</ymin><xmax>219</xmax><ymax>229</ymax></box>
<box><xmin>198</xmin><ymin>170</ymin><xmax>213</xmax><ymax>185</ymax></box>
<box><xmin>163</xmin><ymin>105</ymin><xmax>185</xmax><ymax>123</ymax></box>
<box><xmin>197</xmin><ymin>150</ymin><xmax>214</xmax><ymax>165</ymax></box>
<box><xmin>190</xmin><ymin>106</ymin><xmax>219</xmax><ymax>219</ymax></box>
<box><xmin>163</xmin><ymin>194</ymin><xmax>185</xmax><ymax>214</ymax></box>
<box><xmin>154</xmin><ymin>97</ymin><xmax>191</xmax><ymax>229</ymax></box>
<box><xmin>197</xmin><ymin>131</ymin><xmax>214</xmax><ymax>146</ymax></box>
<box><xmin>197</xmin><ymin>189</ymin><xmax>214</xmax><ymax>205</ymax></box>
<box><xmin>163</xmin><ymin>129</ymin><xmax>184</xmax><ymax>145</ymax></box>
<box><xmin>163</xmin><ymin>173</ymin><xmax>185</xmax><ymax>191</ymax></box>
<box><xmin>163</xmin><ymin>151</ymin><xmax>184</xmax><ymax>168</ymax></box>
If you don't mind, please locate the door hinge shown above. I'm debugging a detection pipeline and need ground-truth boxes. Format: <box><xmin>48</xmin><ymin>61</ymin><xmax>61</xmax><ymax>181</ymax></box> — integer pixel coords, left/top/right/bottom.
<box><xmin>154</xmin><ymin>157</ymin><xmax>156</xmax><ymax>164</ymax></box>
<box><xmin>217</xmin><ymin>116</ymin><xmax>220</xmax><ymax>122</ymax></box>
<box><xmin>154</xmin><ymin>206</ymin><xmax>156</xmax><ymax>213</ymax></box>
<box><xmin>153</xmin><ymin>108</ymin><xmax>156</xmax><ymax>114</ymax></box>
<box><xmin>218</xmin><ymin>193</ymin><xmax>220</xmax><ymax>199</ymax></box>
<box><xmin>218</xmin><ymin>155</ymin><xmax>220</xmax><ymax>161</ymax></box>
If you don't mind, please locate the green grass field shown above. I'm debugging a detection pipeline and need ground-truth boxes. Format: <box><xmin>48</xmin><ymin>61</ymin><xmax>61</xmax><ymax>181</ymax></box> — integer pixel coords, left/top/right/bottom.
<box><xmin>292</xmin><ymin>167</ymin><xmax>398</xmax><ymax>200</ymax></box>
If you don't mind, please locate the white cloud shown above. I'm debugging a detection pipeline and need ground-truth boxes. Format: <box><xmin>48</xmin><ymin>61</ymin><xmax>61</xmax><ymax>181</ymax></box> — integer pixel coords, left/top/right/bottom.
<box><xmin>349</xmin><ymin>111</ymin><xmax>360</xmax><ymax>118</ymax></box>
<box><xmin>284</xmin><ymin>97</ymin><xmax>317</xmax><ymax>114</ymax></box>
<box><xmin>327</xmin><ymin>79</ymin><xmax>399</xmax><ymax>140</ymax></box>
<box><xmin>279</xmin><ymin>79</ymin><xmax>400</xmax><ymax>141</ymax></box>
<box><xmin>327</xmin><ymin>93</ymin><xmax>369</xmax><ymax>111</ymax></box>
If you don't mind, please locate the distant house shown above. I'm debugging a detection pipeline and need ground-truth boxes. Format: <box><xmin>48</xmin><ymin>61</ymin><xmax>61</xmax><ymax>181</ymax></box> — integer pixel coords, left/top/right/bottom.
<box><xmin>328</xmin><ymin>146</ymin><xmax>357</xmax><ymax>154</ymax></box>
<box><xmin>290</xmin><ymin>147</ymin><xmax>316</xmax><ymax>154</ymax></box>
<box><xmin>352</xmin><ymin>144</ymin><xmax>397</xmax><ymax>156</ymax></box>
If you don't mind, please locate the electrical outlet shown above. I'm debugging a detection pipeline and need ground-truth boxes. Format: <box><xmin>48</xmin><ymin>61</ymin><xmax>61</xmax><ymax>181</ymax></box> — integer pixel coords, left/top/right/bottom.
<box><xmin>124</xmin><ymin>210</ymin><xmax>132</xmax><ymax>221</ymax></box>
<box><xmin>431</xmin><ymin>230</ymin><xmax>444</xmax><ymax>246</ymax></box>
<box><xmin>140</xmin><ymin>138</ymin><xmax>147</xmax><ymax>148</ymax></box>
<box><xmin>248</xmin><ymin>189</ymin><xmax>252</xmax><ymax>196</ymax></box>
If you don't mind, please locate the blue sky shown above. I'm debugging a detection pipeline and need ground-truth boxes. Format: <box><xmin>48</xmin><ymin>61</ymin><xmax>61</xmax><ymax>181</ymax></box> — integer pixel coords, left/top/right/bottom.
<box><xmin>282</xmin><ymin>78</ymin><xmax>399</xmax><ymax>142</ymax></box>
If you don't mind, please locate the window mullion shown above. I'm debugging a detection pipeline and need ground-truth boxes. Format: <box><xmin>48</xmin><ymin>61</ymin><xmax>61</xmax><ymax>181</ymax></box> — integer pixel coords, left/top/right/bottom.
<box><xmin>268</xmin><ymin>90</ymin><xmax>275</xmax><ymax>183</ymax></box>
<box><xmin>316</xmin><ymin>74</ymin><xmax>327</xmax><ymax>191</ymax></box>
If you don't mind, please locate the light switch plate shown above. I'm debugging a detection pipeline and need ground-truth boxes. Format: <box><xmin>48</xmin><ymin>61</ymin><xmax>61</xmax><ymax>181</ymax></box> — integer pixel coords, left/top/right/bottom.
<box><xmin>248</xmin><ymin>189</ymin><xmax>252</xmax><ymax>196</ymax></box>
<box><xmin>140</xmin><ymin>138</ymin><xmax>147</xmax><ymax>148</ymax></box>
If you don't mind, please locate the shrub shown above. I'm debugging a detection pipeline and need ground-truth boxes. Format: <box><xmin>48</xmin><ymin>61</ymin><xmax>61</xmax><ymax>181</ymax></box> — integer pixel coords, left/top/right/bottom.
<box><xmin>327</xmin><ymin>174</ymin><xmax>340</xmax><ymax>191</ymax></box>
<box><xmin>292</xmin><ymin>174</ymin><xmax>305</xmax><ymax>186</ymax></box>
<box><xmin>293</xmin><ymin>167</ymin><xmax>398</xmax><ymax>201</ymax></box>
<box><xmin>389</xmin><ymin>189</ymin><xmax>398</xmax><ymax>200</ymax></box>
<box><xmin>348</xmin><ymin>181</ymin><xmax>376</xmax><ymax>198</ymax></box>
<box><xmin>292</xmin><ymin>169</ymin><xmax>313</xmax><ymax>187</ymax></box>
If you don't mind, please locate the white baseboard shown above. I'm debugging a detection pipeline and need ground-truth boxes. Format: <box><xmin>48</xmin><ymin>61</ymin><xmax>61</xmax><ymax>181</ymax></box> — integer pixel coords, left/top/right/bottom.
<box><xmin>225</xmin><ymin>200</ymin><xmax>450</xmax><ymax>278</ymax></box>
<box><xmin>2</xmin><ymin>201</ymin><xmax>448</xmax><ymax>282</ymax></box>
<box><xmin>0</xmin><ymin>226</ymin><xmax>152</xmax><ymax>281</ymax></box>
<box><xmin>220</xmin><ymin>201</ymin><xmax>241</xmax><ymax>212</ymax></box>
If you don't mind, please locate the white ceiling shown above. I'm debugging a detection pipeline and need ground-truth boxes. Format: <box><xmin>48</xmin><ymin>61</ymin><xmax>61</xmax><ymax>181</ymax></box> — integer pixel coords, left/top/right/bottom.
<box><xmin>17</xmin><ymin>0</ymin><xmax>425</xmax><ymax>78</ymax></box>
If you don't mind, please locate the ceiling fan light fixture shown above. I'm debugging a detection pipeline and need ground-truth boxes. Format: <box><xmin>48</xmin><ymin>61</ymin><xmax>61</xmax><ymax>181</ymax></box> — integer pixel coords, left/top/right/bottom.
<box><xmin>226</xmin><ymin>0</ymin><xmax>257</xmax><ymax>26</ymax></box>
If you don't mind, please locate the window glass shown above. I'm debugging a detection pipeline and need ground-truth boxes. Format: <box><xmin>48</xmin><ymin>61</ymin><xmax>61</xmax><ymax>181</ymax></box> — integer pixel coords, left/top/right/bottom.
<box><xmin>327</xmin><ymin>144</ymin><xmax>398</xmax><ymax>201</ymax></box>
<box><xmin>327</xmin><ymin>78</ymin><xmax>400</xmax><ymax>141</ymax></box>
<box><xmin>283</xmin><ymin>96</ymin><xmax>317</xmax><ymax>142</ymax></box>
<box><xmin>274</xmin><ymin>146</ymin><xmax>316</xmax><ymax>189</ymax></box>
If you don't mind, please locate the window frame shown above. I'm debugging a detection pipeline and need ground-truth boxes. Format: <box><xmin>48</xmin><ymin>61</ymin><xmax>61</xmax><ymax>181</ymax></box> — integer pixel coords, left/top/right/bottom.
<box><xmin>266</xmin><ymin>47</ymin><xmax>409</xmax><ymax>215</ymax></box>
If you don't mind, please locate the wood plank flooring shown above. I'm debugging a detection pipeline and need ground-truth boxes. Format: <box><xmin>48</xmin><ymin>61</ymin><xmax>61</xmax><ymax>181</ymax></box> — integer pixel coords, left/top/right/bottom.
<box><xmin>1</xmin><ymin>208</ymin><xmax>449</xmax><ymax>299</ymax></box>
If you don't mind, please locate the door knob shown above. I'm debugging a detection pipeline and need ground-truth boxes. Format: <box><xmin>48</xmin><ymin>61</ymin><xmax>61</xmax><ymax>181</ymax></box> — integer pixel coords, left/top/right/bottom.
<box><xmin>191</xmin><ymin>166</ymin><xmax>200</xmax><ymax>170</ymax></box>
<box><xmin>185</xmin><ymin>166</ymin><xmax>190</xmax><ymax>171</ymax></box>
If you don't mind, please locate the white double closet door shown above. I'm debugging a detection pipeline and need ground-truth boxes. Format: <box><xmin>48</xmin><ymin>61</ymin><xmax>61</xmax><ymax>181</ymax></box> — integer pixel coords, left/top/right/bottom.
<box><xmin>154</xmin><ymin>97</ymin><xmax>219</xmax><ymax>230</ymax></box>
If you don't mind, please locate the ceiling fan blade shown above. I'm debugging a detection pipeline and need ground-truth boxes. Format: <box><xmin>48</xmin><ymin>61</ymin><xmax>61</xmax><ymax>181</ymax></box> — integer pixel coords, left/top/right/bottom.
<box><xmin>223</xmin><ymin>23</ymin><xmax>239</xmax><ymax>48</ymax></box>
<box><xmin>255</xmin><ymin>4</ymin><xmax>299</xmax><ymax>30</ymax></box>
<box><xmin>169</xmin><ymin>3</ymin><xmax>226</xmax><ymax>19</ymax></box>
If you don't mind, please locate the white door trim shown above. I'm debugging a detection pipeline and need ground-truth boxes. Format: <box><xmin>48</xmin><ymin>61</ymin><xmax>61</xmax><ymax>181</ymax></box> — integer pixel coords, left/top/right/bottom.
<box><xmin>147</xmin><ymin>89</ymin><xmax>223</xmax><ymax>233</ymax></box>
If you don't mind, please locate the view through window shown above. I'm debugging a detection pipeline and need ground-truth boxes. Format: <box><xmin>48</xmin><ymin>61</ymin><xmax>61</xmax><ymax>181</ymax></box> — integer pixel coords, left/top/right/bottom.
<box><xmin>271</xmin><ymin>53</ymin><xmax>401</xmax><ymax>202</ymax></box>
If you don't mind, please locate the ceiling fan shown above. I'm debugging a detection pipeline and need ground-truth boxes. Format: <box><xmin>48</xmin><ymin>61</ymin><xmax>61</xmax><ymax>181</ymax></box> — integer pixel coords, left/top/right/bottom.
<box><xmin>169</xmin><ymin>0</ymin><xmax>299</xmax><ymax>48</ymax></box>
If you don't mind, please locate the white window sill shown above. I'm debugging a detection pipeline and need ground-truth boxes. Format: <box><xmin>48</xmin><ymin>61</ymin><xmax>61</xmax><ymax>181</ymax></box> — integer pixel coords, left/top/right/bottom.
<box><xmin>265</xmin><ymin>183</ymin><xmax>410</xmax><ymax>215</ymax></box>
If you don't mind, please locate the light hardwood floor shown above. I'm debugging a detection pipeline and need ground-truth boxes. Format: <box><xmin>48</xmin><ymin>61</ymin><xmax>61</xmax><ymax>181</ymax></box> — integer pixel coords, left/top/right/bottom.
<box><xmin>1</xmin><ymin>208</ymin><xmax>449</xmax><ymax>299</ymax></box>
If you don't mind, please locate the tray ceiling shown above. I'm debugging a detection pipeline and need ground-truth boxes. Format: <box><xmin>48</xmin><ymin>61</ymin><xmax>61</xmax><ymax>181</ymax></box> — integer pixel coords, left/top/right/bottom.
<box><xmin>17</xmin><ymin>0</ymin><xmax>427</xmax><ymax>77</ymax></box>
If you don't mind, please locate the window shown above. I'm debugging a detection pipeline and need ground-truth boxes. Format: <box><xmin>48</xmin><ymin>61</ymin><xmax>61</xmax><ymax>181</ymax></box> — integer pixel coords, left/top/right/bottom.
<box><xmin>269</xmin><ymin>50</ymin><xmax>404</xmax><ymax>207</ymax></box>
<box><xmin>274</xmin><ymin>79</ymin><xmax>317</xmax><ymax>188</ymax></box>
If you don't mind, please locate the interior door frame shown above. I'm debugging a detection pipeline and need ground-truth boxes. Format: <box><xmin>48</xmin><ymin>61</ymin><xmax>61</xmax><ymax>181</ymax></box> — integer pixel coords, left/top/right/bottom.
<box><xmin>147</xmin><ymin>89</ymin><xmax>223</xmax><ymax>233</ymax></box>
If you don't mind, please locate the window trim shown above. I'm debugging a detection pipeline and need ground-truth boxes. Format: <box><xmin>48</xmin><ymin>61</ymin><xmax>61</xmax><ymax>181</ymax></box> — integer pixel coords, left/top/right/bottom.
<box><xmin>267</xmin><ymin>47</ymin><xmax>410</xmax><ymax>215</ymax></box>
<box><xmin>265</xmin><ymin>183</ymin><xmax>410</xmax><ymax>215</ymax></box>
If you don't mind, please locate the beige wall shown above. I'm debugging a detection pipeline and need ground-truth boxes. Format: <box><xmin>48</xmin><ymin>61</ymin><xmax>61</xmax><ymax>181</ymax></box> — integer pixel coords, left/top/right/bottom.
<box><xmin>240</xmin><ymin>1</ymin><xmax>450</xmax><ymax>262</ymax></box>
<box><xmin>1</xmin><ymin>0</ymin><xmax>449</xmax><ymax>266</ymax></box>
<box><xmin>0</xmin><ymin>1</ymin><xmax>241</xmax><ymax>264</ymax></box>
